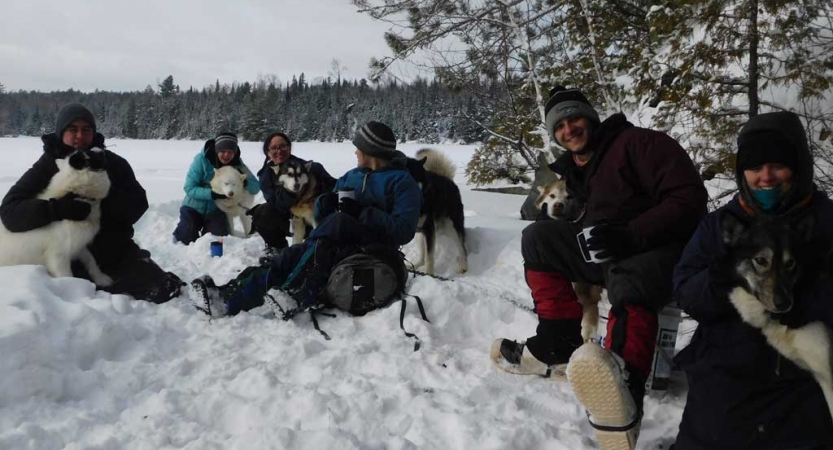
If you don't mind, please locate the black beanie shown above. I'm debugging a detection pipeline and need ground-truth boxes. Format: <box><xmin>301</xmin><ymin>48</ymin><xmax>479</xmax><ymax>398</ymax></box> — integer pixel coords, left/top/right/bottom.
<box><xmin>544</xmin><ymin>86</ymin><xmax>600</xmax><ymax>137</ymax></box>
<box><xmin>55</xmin><ymin>103</ymin><xmax>97</xmax><ymax>136</ymax></box>
<box><xmin>736</xmin><ymin>130</ymin><xmax>798</xmax><ymax>172</ymax></box>
<box><xmin>215</xmin><ymin>132</ymin><xmax>239</xmax><ymax>153</ymax></box>
<box><xmin>352</xmin><ymin>121</ymin><xmax>397</xmax><ymax>159</ymax></box>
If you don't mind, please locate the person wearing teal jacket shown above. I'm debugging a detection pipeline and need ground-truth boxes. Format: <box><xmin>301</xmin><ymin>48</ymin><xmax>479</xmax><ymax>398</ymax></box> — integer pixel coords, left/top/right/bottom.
<box><xmin>172</xmin><ymin>132</ymin><xmax>260</xmax><ymax>244</ymax></box>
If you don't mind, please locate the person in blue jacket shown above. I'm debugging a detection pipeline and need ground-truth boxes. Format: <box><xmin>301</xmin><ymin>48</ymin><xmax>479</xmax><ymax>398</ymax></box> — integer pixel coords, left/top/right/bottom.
<box><xmin>188</xmin><ymin>121</ymin><xmax>421</xmax><ymax>318</ymax></box>
<box><xmin>672</xmin><ymin>111</ymin><xmax>833</xmax><ymax>450</ymax></box>
<box><xmin>172</xmin><ymin>132</ymin><xmax>260</xmax><ymax>244</ymax></box>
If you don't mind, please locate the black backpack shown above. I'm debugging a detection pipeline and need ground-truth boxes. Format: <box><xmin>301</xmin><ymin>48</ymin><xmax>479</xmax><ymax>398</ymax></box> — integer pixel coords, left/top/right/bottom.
<box><xmin>324</xmin><ymin>243</ymin><xmax>407</xmax><ymax>315</ymax></box>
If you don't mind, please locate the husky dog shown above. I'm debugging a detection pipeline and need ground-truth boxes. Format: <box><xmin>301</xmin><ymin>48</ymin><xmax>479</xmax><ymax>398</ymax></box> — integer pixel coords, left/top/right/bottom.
<box><xmin>722</xmin><ymin>211</ymin><xmax>833</xmax><ymax>419</ymax></box>
<box><xmin>271</xmin><ymin>159</ymin><xmax>322</xmax><ymax>244</ymax></box>
<box><xmin>406</xmin><ymin>148</ymin><xmax>468</xmax><ymax>275</ymax></box>
<box><xmin>0</xmin><ymin>148</ymin><xmax>113</xmax><ymax>286</ymax></box>
<box><xmin>535</xmin><ymin>179</ymin><xmax>601</xmax><ymax>342</ymax></box>
<box><xmin>210</xmin><ymin>166</ymin><xmax>255</xmax><ymax>238</ymax></box>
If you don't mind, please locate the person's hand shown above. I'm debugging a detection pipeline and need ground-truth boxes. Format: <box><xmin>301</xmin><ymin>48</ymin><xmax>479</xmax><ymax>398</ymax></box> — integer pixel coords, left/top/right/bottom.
<box><xmin>338</xmin><ymin>197</ymin><xmax>362</xmax><ymax>218</ymax></box>
<box><xmin>536</xmin><ymin>203</ymin><xmax>553</xmax><ymax>222</ymax></box>
<box><xmin>586</xmin><ymin>222</ymin><xmax>636</xmax><ymax>260</ymax></box>
<box><xmin>708</xmin><ymin>255</ymin><xmax>737</xmax><ymax>298</ymax></box>
<box><xmin>317</xmin><ymin>192</ymin><xmax>338</xmax><ymax>216</ymax></box>
<box><xmin>50</xmin><ymin>193</ymin><xmax>91</xmax><ymax>221</ymax></box>
<box><xmin>211</xmin><ymin>191</ymin><xmax>227</xmax><ymax>200</ymax></box>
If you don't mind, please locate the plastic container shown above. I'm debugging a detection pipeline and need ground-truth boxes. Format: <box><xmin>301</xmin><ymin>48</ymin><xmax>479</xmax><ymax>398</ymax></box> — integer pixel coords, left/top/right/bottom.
<box><xmin>210</xmin><ymin>240</ymin><xmax>223</xmax><ymax>257</ymax></box>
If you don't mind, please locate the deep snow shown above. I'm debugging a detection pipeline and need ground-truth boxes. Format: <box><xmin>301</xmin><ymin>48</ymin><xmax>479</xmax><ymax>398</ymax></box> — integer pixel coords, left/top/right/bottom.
<box><xmin>0</xmin><ymin>137</ymin><xmax>688</xmax><ymax>450</ymax></box>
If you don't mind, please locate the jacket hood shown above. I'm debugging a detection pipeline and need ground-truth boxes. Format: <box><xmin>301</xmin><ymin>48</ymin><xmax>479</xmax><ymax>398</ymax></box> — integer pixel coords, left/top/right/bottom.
<box><xmin>41</xmin><ymin>132</ymin><xmax>106</xmax><ymax>158</ymax></box>
<box><xmin>203</xmin><ymin>138</ymin><xmax>242</xmax><ymax>168</ymax></box>
<box><xmin>735</xmin><ymin>111</ymin><xmax>813</xmax><ymax>216</ymax></box>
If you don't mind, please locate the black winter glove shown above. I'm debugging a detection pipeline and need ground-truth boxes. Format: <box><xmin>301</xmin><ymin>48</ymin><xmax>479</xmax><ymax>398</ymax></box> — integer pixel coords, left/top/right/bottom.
<box><xmin>318</xmin><ymin>192</ymin><xmax>338</xmax><ymax>217</ymax></box>
<box><xmin>338</xmin><ymin>197</ymin><xmax>362</xmax><ymax>218</ymax></box>
<box><xmin>50</xmin><ymin>193</ymin><xmax>92</xmax><ymax>221</ymax></box>
<box><xmin>586</xmin><ymin>222</ymin><xmax>636</xmax><ymax>261</ymax></box>
<box><xmin>707</xmin><ymin>256</ymin><xmax>737</xmax><ymax>298</ymax></box>
<box><xmin>536</xmin><ymin>203</ymin><xmax>553</xmax><ymax>222</ymax></box>
<box><xmin>211</xmin><ymin>191</ymin><xmax>227</xmax><ymax>200</ymax></box>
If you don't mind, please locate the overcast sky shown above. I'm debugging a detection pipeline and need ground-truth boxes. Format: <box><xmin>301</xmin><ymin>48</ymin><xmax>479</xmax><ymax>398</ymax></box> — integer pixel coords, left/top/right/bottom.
<box><xmin>0</xmin><ymin>0</ymin><xmax>404</xmax><ymax>93</ymax></box>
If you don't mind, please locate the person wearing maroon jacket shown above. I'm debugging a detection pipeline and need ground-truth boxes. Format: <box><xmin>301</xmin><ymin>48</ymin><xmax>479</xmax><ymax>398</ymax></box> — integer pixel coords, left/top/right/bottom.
<box><xmin>492</xmin><ymin>86</ymin><xmax>708</xmax><ymax>449</ymax></box>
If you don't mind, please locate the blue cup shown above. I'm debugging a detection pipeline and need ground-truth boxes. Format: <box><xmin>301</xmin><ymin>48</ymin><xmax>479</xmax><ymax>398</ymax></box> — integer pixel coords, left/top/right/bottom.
<box><xmin>210</xmin><ymin>241</ymin><xmax>223</xmax><ymax>257</ymax></box>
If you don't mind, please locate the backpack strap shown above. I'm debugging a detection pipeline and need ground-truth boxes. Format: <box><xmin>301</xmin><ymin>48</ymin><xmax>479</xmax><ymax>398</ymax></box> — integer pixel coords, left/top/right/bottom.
<box><xmin>399</xmin><ymin>293</ymin><xmax>430</xmax><ymax>351</ymax></box>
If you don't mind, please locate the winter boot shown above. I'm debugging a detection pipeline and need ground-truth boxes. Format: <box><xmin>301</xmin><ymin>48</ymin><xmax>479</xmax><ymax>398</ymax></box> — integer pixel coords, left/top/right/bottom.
<box><xmin>491</xmin><ymin>318</ymin><xmax>582</xmax><ymax>379</ymax></box>
<box><xmin>566</xmin><ymin>303</ymin><xmax>657</xmax><ymax>450</ymax></box>
<box><xmin>259</xmin><ymin>245</ymin><xmax>284</xmax><ymax>267</ymax></box>
<box><xmin>189</xmin><ymin>275</ymin><xmax>227</xmax><ymax>318</ymax></box>
<box><xmin>221</xmin><ymin>266</ymin><xmax>273</xmax><ymax>316</ymax></box>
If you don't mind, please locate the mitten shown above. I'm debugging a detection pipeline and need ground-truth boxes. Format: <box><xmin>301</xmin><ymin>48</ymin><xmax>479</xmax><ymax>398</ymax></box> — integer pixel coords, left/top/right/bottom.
<box><xmin>586</xmin><ymin>222</ymin><xmax>636</xmax><ymax>260</ymax></box>
<box><xmin>536</xmin><ymin>203</ymin><xmax>553</xmax><ymax>222</ymax></box>
<box><xmin>50</xmin><ymin>193</ymin><xmax>91</xmax><ymax>221</ymax></box>
<box><xmin>338</xmin><ymin>197</ymin><xmax>362</xmax><ymax>218</ymax></box>
<box><xmin>211</xmin><ymin>191</ymin><xmax>227</xmax><ymax>200</ymax></box>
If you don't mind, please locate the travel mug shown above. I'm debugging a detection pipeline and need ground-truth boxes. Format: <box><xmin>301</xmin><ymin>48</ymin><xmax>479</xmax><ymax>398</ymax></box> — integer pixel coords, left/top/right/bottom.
<box><xmin>210</xmin><ymin>240</ymin><xmax>223</xmax><ymax>257</ymax></box>
<box><xmin>338</xmin><ymin>188</ymin><xmax>356</xmax><ymax>201</ymax></box>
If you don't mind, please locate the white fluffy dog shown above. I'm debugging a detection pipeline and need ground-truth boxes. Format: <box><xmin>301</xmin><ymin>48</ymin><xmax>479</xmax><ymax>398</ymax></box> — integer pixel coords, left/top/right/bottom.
<box><xmin>0</xmin><ymin>148</ymin><xmax>113</xmax><ymax>286</ymax></box>
<box><xmin>210</xmin><ymin>166</ymin><xmax>254</xmax><ymax>238</ymax></box>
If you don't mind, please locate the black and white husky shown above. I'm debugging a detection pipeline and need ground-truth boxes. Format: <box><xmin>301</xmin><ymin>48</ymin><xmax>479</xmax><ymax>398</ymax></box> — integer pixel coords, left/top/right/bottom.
<box><xmin>722</xmin><ymin>211</ymin><xmax>833</xmax><ymax>419</ymax></box>
<box><xmin>0</xmin><ymin>148</ymin><xmax>113</xmax><ymax>286</ymax></box>
<box><xmin>406</xmin><ymin>148</ymin><xmax>467</xmax><ymax>275</ymax></box>
<box><xmin>272</xmin><ymin>159</ymin><xmax>323</xmax><ymax>244</ymax></box>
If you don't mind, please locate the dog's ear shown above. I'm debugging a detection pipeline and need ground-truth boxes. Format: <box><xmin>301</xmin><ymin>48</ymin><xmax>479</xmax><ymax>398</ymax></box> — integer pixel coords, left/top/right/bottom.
<box><xmin>721</xmin><ymin>209</ymin><xmax>749</xmax><ymax>246</ymax></box>
<box><xmin>304</xmin><ymin>161</ymin><xmax>313</xmax><ymax>171</ymax></box>
<box><xmin>68</xmin><ymin>151</ymin><xmax>88</xmax><ymax>170</ymax></box>
<box><xmin>536</xmin><ymin>185</ymin><xmax>546</xmax><ymax>194</ymax></box>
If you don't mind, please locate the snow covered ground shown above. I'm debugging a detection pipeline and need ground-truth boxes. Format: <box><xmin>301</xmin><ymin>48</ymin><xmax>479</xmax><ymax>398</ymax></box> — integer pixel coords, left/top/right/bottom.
<box><xmin>0</xmin><ymin>137</ymin><xmax>687</xmax><ymax>449</ymax></box>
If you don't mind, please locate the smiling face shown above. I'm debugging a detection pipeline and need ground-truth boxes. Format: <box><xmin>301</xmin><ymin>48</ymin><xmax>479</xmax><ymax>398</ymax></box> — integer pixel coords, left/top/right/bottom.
<box><xmin>553</xmin><ymin>116</ymin><xmax>591</xmax><ymax>153</ymax></box>
<box><xmin>267</xmin><ymin>135</ymin><xmax>292</xmax><ymax>165</ymax></box>
<box><xmin>743</xmin><ymin>163</ymin><xmax>793</xmax><ymax>192</ymax></box>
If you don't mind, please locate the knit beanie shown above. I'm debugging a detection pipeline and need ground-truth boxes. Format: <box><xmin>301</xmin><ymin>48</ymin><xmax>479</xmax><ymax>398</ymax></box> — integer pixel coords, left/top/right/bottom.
<box><xmin>544</xmin><ymin>86</ymin><xmax>601</xmax><ymax>137</ymax></box>
<box><xmin>215</xmin><ymin>132</ymin><xmax>239</xmax><ymax>153</ymax></box>
<box><xmin>736</xmin><ymin>130</ymin><xmax>798</xmax><ymax>172</ymax></box>
<box><xmin>352</xmin><ymin>121</ymin><xmax>397</xmax><ymax>159</ymax></box>
<box><xmin>55</xmin><ymin>103</ymin><xmax>97</xmax><ymax>136</ymax></box>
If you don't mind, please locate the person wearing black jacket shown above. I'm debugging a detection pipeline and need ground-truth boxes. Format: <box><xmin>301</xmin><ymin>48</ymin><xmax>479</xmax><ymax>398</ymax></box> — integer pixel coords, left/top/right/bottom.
<box><xmin>248</xmin><ymin>132</ymin><xmax>335</xmax><ymax>256</ymax></box>
<box><xmin>0</xmin><ymin>103</ymin><xmax>183</xmax><ymax>304</ymax></box>
<box><xmin>672</xmin><ymin>111</ymin><xmax>833</xmax><ymax>449</ymax></box>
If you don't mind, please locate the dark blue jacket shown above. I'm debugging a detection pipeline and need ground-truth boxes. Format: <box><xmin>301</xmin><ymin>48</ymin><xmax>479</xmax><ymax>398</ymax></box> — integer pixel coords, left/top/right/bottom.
<box><xmin>311</xmin><ymin>152</ymin><xmax>421</xmax><ymax>247</ymax></box>
<box><xmin>673</xmin><ymin>193</ymin><xmax>833</xmax><ymax>450</ymax></box>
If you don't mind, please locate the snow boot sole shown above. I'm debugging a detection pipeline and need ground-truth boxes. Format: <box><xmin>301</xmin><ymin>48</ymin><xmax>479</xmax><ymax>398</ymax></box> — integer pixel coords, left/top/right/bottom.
<box><xmin>567</xmin><ymin>342</ymin><xmax>640</xmax><ymax>450</ymax></box>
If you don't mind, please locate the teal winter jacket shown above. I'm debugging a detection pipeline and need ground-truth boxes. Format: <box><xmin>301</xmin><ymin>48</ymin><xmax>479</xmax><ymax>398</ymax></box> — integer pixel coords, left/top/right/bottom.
<box><xmin>181</xmin><ymin>143</ymin><xmax>260</xmax><ymax>216</ymax></box>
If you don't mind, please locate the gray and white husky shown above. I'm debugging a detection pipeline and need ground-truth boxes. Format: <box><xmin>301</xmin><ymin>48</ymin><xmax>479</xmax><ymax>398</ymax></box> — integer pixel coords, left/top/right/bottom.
<box><xmin>0</xmin><ymin>148</ymin><xmax>113</xmax><ymax>286</ymax></box>
<box><xmin>272</xmin><ymin>159</ymin><xmax>321</xmax><ymax>244</ymax></box>
<box><xmin>722</xmin><ymin>211</ymin><xmax>833</xmax><ymax>419</ymax></box>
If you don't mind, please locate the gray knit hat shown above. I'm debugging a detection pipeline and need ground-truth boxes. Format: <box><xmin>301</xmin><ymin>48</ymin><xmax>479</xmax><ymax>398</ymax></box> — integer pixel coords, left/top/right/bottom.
<box><xmin>215</xmin><ymin>132</ymin><xmax>239</xmax><ymax>153</ymax></box>
<box><xmin>55</xmin><ymin>103</ymin><xmax>97</xmax><ymax>136</ymax></box>
<box><xmin>352</xmin><ymin>121</ymin><xmax>396</xmax><ymax>159</ymax></box>
<box><xmin>544</xmin><ymin>86</ymin><xmax>600</xmax><ymax>137</ymax></box>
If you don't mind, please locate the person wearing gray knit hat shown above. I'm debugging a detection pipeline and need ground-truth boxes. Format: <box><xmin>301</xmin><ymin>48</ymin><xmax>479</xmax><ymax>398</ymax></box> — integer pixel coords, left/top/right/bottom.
<box><xmin>55</xmin><ymin>102</ymin><xmax>97</xmax><ymax>137</ymax></box>
<box><xmin>544</xmin><ymin>86</ymin><xmax>600</xmax><ymax>140</ymax></box>
<box><xmin>352</xmin><ymin>121</ymin><xmax>397</xmax><ymax>160</ymax></box>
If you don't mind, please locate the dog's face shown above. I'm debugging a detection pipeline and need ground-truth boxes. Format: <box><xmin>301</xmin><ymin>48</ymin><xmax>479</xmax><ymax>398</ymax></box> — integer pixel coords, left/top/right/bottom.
<box><xmin>211</xmin><ymin>166</ymin><xmax>247</xmax><ymax>199</ymax></box>
<box><xmin>273</xmin><ymin>160</ymin><xmax>312</xmax><ymax>194</ymax></box>
<box><xmin>722</xmin><ymin>212</ymin><xmax>810</xmax><ymax>313</ymax></box>
<box><xmin>535</xmin><ymin>180</ymin><xmax>569</xmax><ymax>219</ymax></box>
<box><xmin>67</xmin><ymin>147</ymin><xmax>107</xmax><ymax>172</ymax></box>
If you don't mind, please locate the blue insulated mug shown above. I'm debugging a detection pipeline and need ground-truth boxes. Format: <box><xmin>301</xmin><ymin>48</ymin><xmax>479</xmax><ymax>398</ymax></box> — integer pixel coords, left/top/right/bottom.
<box><xmin>210</xmin><ymin>240</ymin><xmax>223</xmax><ymax>257</ymax></box>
